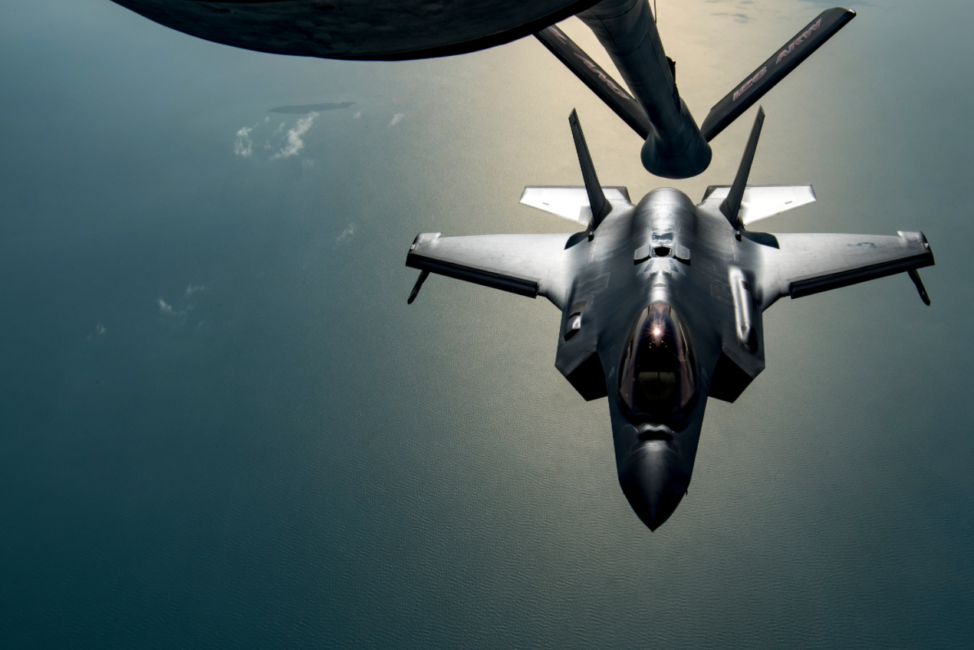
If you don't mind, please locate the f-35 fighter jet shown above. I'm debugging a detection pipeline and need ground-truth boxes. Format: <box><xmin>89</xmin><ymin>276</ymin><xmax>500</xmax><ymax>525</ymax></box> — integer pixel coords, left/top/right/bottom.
<box><xmin>405</xmin><ymin>108</ymin><xmax>934</xmax><ymax>530</ymax></box>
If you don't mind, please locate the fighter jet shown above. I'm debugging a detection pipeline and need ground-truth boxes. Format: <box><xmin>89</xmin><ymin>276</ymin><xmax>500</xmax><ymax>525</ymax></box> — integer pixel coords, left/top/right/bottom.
<box><xmin>404</xmin><ymin>107</ymin><xmax>934</xmax><ymax>530</ymax></box>
<box><xmin>110</xmin><ymin>0</ymin><xmax>855</xmax><ymax>178</ymax></box>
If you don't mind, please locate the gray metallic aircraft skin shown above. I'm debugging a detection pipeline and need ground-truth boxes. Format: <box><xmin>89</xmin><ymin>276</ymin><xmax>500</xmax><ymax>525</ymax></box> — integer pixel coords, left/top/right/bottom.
<box><xmin>406</xmin><ymin>112</ymin><xmax>934</xmax><ymax>530</ymax></box>
<box><xmin>578</xmin><ymin>189</ymin><xmax>715</xmax><ymax>529</ymax></box>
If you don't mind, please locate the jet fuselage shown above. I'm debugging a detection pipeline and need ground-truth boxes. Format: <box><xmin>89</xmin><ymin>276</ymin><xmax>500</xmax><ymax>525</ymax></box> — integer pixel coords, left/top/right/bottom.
<box><xmin>562</xmin><ymin>188</ymin><xmax>742</xmax><ymax>529</ymax></box>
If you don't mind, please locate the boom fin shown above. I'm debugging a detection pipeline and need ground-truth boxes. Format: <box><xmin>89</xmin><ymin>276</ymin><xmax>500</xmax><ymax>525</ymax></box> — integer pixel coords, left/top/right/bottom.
<box><xmin>720</xmin><ymin>107</ymin><xmax>765</xmax><ymax>230</ymax></box>
<box><xmin>568</xmin><ymin>109</ymin><xmax>611</xmax><ymax>232</ymax></box>
<box><xmin>535</xmin><ymin>25</ymin><xmax>652</xmax><ymax>139</ymax></box>
<box><xmin>700</xmin><ymin>7</ymin><xmax>856</xmax><ymax>142</ymax></box>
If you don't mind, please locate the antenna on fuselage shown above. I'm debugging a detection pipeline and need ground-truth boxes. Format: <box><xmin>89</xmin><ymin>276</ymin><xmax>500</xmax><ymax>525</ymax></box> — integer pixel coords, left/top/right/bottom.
<box><xmin>721</xmin><ymin>106</ymin><xmax>766</xmax><ymax>232</ymax></box>
<box><xmin>568</xmin><ymin>109</ymin><xmax>611</xmax><ymax>236</ymax></box>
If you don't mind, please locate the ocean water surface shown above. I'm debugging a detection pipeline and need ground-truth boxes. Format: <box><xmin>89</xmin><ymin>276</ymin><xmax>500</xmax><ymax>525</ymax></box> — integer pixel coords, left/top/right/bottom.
<box><xmin>1</xmin><ymin>0</ymin><xmax>972</xmax><ymax>647</ymax></box>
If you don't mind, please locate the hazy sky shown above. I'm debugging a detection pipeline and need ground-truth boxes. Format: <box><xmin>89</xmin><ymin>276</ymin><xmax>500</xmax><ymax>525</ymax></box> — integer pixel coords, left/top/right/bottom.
<box><xmin>1</xmin><ymin>0</ymin><xmax>972</xmax><ymax>648</ymax></box>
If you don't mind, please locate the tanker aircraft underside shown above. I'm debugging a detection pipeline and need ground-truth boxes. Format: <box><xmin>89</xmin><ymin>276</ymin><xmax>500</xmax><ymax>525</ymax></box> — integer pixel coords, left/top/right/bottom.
<box><xmin>111</xmin><ymin>0</ymin><xmax>856</xmax><ymax>178</ymax></box>
<box><xmin>405</xmin><ymin>108</ymin><xmax>934</xmax><ymax>529</ymax></box>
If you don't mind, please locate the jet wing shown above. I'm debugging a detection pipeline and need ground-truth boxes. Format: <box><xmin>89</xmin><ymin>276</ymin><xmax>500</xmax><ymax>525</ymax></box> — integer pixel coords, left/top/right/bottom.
<box><xmin>406</xmin><ymin>232</ymin><xmax>575</xmax><ymax>308</ymax></box>
<box><xmin>762</xmin><ymin>230</ymin><xmax>934</xmax><ymax>303</ymax></box>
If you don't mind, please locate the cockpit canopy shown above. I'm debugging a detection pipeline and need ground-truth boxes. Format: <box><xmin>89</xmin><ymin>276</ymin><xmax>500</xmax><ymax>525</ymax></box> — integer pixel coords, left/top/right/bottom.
<box><xmin>618</xmin><ymin>302</ymin><xmax>697</xmax><ymax>426</ymax></box>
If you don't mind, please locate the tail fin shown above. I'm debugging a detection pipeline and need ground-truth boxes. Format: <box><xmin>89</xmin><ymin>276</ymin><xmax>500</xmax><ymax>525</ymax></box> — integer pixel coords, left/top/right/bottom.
<box><xmin>721</xmin><ymin>107</ymin><xmax>765</xmax><ymax>230</ymax></box>
<box><xmin>700</xmin><ymin>7</ymin><xmax>855</xmax><ymax>142</ymax></box>
<box><xmin>569</xmin><ymin>109</ymin><xmax>611</xmax><ymax>231</ymax></box>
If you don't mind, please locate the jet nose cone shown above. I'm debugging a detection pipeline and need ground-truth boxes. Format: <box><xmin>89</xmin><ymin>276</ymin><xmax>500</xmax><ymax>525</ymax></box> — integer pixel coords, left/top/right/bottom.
<box><xmin>619</xmin><ymin>443</ymin><xmax>689</xmax><ymax>531</ymax></box>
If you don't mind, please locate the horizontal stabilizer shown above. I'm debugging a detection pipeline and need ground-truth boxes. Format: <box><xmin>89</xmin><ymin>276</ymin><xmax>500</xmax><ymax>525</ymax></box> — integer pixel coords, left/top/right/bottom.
<box><xmin>701</xmin><ymin>185</ymin><xmax>816</xmax><ymax>225</ymax></box>
<box><xmin>520</xmin><ymin>186</ymin><xmax>632</xmax><ymax>224</ymax></box>
<box><xmin>536</xmin><ymin>25</ymin><xmax>652</xmax><ymax>139</ymax></box>
<box><xmin>700</xmin><ymin>7</ymin><xmax>856</xmax><ymax>141</ymax></box>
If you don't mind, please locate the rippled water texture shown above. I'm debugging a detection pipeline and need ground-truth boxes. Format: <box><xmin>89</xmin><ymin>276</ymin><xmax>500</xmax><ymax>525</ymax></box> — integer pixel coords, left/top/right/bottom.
<box><xmin>1</xmin><ymin>0</ymin><xmax>971</xmax><ymax>647</ymax></box>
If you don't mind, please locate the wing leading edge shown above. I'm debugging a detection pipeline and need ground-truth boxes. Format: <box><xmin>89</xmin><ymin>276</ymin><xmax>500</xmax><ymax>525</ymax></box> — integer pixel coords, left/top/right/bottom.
<box><xmin>406</xmin><ymin>232</ymin><xmax>576</xmax><ymax>309</ymax></box>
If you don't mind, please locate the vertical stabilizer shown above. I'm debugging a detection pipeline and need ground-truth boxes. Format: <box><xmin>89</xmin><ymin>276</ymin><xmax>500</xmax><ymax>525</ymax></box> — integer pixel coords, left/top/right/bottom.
<box><xmin>569</xmin><ymin>109</ymin><xmax>611</xmax><ymax>230</ymax></box>
<box><xmin>720</xmin><ymin>107</ymin><xmax>765</xmax><ymax>230</ymax></box>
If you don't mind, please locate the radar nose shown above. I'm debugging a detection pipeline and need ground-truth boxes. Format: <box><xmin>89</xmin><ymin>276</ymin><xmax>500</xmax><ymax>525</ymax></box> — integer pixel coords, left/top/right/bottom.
<box><xmin>619</xmin><ymin>443</ymin><xmax>689</xmax><ymax>531</ymax></box>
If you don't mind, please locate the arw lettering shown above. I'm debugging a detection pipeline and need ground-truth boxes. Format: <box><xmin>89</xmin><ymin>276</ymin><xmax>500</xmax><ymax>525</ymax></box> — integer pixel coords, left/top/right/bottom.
<box><xmin>549</xmin><ymin>26</ymin><xmax>568</xmax><ymax>45</ymax></box>
<box><xmin>776</xmin><ymin>18</ymin><xmax>822</xmax><ymax>65</ymax></box>
<box><xmin>733</xmin><ymin>67</ymin><xmax>766</xmax><ymax>101</ymax></box>
<box><xmin>573</xmin><ymin>53</ymin><xmax>632</xmax><ymax>100</ymax></box>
